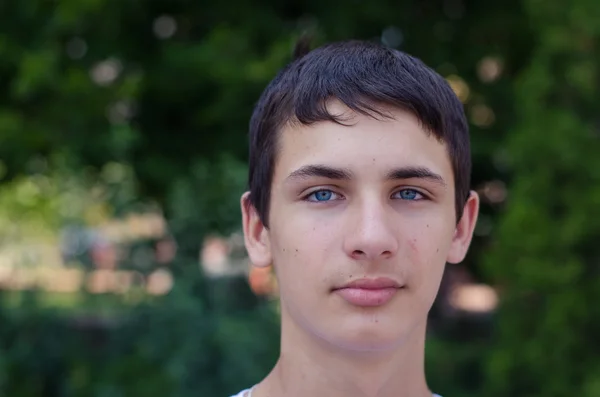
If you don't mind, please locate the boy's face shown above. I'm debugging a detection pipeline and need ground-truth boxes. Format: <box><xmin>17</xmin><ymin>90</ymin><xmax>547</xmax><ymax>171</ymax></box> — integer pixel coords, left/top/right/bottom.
<box><xmin>242</xmin><ymin>102</ymin><xmax>479</xmax><ymax>351</ymax></box>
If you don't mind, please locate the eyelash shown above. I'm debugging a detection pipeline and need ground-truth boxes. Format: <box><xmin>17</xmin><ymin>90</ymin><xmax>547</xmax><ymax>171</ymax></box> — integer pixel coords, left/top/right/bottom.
<box><xmin>303</xmin><ymin>188</ymin><xmax>427</xmax><ymax>202</ymax></box>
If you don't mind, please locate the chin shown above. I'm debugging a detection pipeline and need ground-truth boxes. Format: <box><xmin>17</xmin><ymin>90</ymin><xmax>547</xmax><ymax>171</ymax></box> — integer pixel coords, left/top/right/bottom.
<box><xmin>320</xmin><ymin>319</ymin><xmax>416</xmax><ymax>353</ymax></box>
<box><xmin>284</xmin><ymin>297</ymin><xmax>424</xmax><ymax>354</ymax></box>
<box><xmin>327</xmin><ymin>331</ymin><xmax>406</xmax><ymax>353</ymax></box>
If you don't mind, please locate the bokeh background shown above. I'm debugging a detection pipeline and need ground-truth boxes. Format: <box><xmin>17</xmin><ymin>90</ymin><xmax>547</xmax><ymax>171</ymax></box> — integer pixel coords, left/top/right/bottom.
<box><xmin>0</xmin><ymin>0</ymin><xmax>599</xmax><ymax>396</ymax></box>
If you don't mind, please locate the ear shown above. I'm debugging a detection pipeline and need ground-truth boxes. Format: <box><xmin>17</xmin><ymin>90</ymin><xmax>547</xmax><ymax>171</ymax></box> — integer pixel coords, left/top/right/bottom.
<box><xmin>446</xmin><ymin>191</ymin><xmax>480</xmax><ymax>264</ymax></box>
<box><xmin>241</xmin><ymin>191</ymin><xmax>272</xmax><ymax>268</ymax></box>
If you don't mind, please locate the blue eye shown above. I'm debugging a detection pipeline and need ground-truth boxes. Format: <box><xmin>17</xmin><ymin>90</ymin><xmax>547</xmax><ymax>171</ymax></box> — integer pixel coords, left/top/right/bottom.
<box><xmin>395</xmin><ymin>189</ymin><xmax>423</xmax><ymax>200</ymax></box>
<box><xmin>306</xmin><ymin>189</ymin><xmax>338</xmax><ymax>202</ymax></box>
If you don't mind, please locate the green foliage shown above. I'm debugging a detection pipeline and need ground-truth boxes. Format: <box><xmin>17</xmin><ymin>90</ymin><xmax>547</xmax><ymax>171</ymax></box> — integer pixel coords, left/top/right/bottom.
<box><xmin>482</xmin><ymin>0</ymin><xmax>600</xmax><ymax>395</ymax></box>
<box><xmin>0</xmin><ymin>287</ymin><xmax>279</xmax><ymax>397</ymax></box>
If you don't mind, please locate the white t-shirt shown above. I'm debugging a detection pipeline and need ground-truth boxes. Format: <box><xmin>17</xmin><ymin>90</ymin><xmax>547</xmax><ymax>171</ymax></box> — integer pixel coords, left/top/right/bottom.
<box><xmin>229</xmin><ymin>390</ymin><xmax>251</xmax><ymax>397</ymax></box>
<box><xmin>230</xmin><ymin>388</ymin><xmax>442</xmax><ymax>397</ymax></box>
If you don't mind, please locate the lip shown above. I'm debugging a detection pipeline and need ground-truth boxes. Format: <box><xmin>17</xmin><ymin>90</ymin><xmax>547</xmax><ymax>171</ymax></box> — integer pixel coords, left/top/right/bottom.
<box><xmin>338</xmin><ymin>277</ymin><xmax>401</xmax><ymax>290</ymax></box>
<box><xmin>333</xmin><ymin>277</ymin><xmax>402</xmax><ymax>307</ymax></box>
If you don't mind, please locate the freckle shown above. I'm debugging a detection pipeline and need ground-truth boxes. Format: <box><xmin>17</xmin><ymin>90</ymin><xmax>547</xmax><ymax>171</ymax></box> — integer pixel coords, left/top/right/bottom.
<box><xmin>426</xmin><ymin>224</ymin><xmax>429</xmax><ymax>228</ymax></box>
<box><xmin>436</xmin><ymin>248</ymin><xmax>439</xmax><ymax>252</ymax></box>
<box><xmin>295</xmin><ymin>249</ymin><xmax>298</xmax><ymax>252</ymax></box>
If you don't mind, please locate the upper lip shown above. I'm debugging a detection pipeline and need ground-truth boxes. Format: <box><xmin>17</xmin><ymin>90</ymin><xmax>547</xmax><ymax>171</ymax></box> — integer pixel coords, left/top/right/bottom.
<box><xmin>335</xmin><ymin>277</ymin><xmax>401</xmax><ymax>290</ymax></box>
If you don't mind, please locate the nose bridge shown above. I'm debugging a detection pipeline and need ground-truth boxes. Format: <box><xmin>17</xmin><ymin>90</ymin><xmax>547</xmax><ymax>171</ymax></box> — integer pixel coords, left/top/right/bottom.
<box><xmin>345</xmin><ymin>194</ymin><xmax>398</xmax><ymax>259</ymax></box>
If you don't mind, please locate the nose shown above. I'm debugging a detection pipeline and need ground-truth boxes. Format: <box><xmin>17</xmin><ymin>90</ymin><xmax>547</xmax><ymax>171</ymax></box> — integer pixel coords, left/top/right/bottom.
<box><xmin>343</xmin><ymin>199</ymin><xmax>399</xmax><ymax>261</ymax></box>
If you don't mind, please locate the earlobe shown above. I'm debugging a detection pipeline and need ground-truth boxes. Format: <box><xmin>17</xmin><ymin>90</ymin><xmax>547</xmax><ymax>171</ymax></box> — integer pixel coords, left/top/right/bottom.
<box><xmin>446</xmin><ymin>191</ymin><xmax>480</xmax><ymax>264</ymax></box>
<box><xmin>241</xmin><ymin>192</ymin><xmax>272</xmax><ymax>268</ymax></box>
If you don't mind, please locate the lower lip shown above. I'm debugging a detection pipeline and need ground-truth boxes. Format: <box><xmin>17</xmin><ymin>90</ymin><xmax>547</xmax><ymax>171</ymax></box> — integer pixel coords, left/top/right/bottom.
<box><xmin>334</xmin><ymin>287</ymin><xmax>399</xmax><ymax>307</ymax></box>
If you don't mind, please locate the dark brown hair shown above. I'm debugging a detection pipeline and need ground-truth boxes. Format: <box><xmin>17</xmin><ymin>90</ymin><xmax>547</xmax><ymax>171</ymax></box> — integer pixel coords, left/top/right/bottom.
<box><xmin>247</xmin><ymin>39</ymin><xmax>471</xmax><ymax>225</ymax></box>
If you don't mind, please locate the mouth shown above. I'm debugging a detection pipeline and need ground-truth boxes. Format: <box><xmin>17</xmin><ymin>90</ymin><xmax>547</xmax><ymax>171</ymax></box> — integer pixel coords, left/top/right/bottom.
<box><xmin>332</xmin><ymin>277</ymin><xmax>403</xmax><ymax>307</ymax></box>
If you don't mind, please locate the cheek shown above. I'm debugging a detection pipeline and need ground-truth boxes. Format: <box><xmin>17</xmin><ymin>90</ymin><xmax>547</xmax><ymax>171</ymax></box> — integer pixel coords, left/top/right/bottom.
<box><xmin>271</xmin><ymin>208</ymin><xmax>339</xmax><ymax>259</ymax></box>
<box><xmin>409</xmin><ymin>229</ymin><xmax>452</xmax><ymax>262</ymax></box>
<box><xmin>404</xmin><ymin>220</ymin><xmax>454</xmax><ymax>289</ymax></box>
<box><xmin>269</xmin><ymin>220</ymin><xmax>337</xmax><ymax>294</ymax></box>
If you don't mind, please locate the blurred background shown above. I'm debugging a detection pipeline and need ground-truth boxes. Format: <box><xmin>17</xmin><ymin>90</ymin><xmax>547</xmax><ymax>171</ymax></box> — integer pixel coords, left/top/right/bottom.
<box><xmin>0</xmin><ymin>0</ymin><xmax>598</xmax><ymax>396</ymax></box>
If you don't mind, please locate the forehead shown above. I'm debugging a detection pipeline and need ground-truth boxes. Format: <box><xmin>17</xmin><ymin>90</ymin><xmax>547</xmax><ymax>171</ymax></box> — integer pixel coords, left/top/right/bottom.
<box><xmin>273</xmin><ymin>102</ymin><xmax>454</xmax><ymax>183</ymax></box>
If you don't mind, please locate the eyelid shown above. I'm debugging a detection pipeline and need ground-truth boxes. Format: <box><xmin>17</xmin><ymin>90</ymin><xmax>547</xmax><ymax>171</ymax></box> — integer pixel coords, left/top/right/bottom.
<box><xmin>392</xmin><ymin>187</ymin><xmax>429</xmax><ymax>200</ymax></box>
<box><xmin>302</xmin><ymin>187</ymin><xmax>344</xmax><ymax>201</ymax></box>
<box><xmin>301</xmin><ymin>185</ymin><xmax>339</xmax><ymax>196</ymax></box>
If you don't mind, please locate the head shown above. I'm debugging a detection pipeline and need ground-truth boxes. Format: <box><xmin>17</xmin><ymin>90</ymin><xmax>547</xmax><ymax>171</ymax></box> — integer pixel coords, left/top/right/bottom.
<box><xmin>242</xmin><ymin>40</ymin><xmax>479</xmax><ymax>351</ymax></box>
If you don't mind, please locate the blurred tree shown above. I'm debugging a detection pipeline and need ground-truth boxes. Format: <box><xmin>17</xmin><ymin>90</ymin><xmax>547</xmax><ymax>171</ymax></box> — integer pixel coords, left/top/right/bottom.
<box><xmin>483</xmin><ymin>0</ymin><xmax>600</xmax><ymax>395</ymax></box>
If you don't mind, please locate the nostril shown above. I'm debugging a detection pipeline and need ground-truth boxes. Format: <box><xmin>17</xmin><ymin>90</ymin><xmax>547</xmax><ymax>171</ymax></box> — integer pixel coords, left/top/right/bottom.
<box><xmin>352</xmin><ymin>250</ymin><xmax>365</xmax><ymax>258</ymax></box>
<box><xmin>351</xmin><ymin>249</ymin><xmax>392</xmax><ymax>259</ymax></box>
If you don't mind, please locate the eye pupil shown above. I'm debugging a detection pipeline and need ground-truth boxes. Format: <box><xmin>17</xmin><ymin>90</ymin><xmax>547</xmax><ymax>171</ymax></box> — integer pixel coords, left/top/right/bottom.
<box><xmin>400</xmin><ymin>189</ymin><xmax>418</xmax><ymax>200</ymax></box>
<box><xmin>316</xmin><ymin>190</ymin><xmax>332</xmax><ymax>201</ymax></box>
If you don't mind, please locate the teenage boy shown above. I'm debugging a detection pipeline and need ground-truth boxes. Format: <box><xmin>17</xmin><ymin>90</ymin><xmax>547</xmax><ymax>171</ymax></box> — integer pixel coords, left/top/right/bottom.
<box><xmin>233</xmin><ymin>39</ymin><xmax>479</xmax><ymax>397</ymax></box>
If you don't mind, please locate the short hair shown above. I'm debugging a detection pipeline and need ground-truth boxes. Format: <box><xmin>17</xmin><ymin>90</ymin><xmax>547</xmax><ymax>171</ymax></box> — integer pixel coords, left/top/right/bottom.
<box><xmin>247</xmin><ymin>39</ymin><xmax>471</xmax><ymax>226</ymax></box>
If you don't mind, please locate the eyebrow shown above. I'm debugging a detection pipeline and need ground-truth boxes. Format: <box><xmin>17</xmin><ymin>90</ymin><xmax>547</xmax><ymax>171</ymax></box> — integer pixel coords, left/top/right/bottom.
<box><xmin>386</xmin><ymin>166</ymin><xmax>447</xmax><ymax>187</ymax></box>
<box><xmin>285</xmin><ymin>164</ymin><xmax>447</xmax><ymax>187</ymax></box>
<box><xmin>286</xmin><ymin>165</ymin><xmax>354</xmax><ymax>181</ymax></box>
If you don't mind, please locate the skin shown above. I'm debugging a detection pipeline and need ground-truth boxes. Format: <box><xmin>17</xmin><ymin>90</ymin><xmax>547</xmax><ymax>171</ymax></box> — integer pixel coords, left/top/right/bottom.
<box><xmin>241</xmin><ymin>101</ymin><xmax>479</xmax><ymax>397</ymax></box>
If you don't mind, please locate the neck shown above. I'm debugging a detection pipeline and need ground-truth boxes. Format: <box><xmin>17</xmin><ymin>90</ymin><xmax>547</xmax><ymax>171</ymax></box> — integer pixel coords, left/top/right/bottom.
<box><xmin>258</xmin><ymin>307</ymin><xmax>432</xmax><ymax>397</ymax></box>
